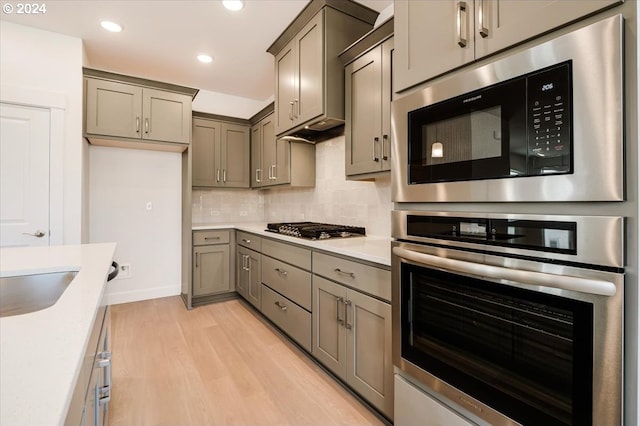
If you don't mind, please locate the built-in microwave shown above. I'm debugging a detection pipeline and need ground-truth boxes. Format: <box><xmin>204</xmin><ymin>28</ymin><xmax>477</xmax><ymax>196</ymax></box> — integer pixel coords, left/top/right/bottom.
<box><xmin>391</xmin><ymin>15</ymin><xmax>624</xmax><ymax>203</ymax></box>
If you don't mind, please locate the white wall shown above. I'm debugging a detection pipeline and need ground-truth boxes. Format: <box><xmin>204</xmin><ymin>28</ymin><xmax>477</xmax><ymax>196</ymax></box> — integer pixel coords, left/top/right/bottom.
<box><xmin>89</xmin><ymin>146</ymin><xmax>182</xmax><ymax>304</ymax></box>
<box><xmin>193</xmin><ymin>134</ymin><xmax>393</xmax><ymax>237</ymax></box>
<box><xmin>0</xmin><ymin>21</ymin><xmax>85</xmax><ymax>243</ymax></box>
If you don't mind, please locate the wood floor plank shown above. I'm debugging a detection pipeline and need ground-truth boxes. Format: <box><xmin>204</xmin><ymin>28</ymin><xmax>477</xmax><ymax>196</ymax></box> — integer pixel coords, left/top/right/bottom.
<box><xmin>109</xmin><ymin>296</ymin><xmax>383</xmax><ymax>426</ymax></box>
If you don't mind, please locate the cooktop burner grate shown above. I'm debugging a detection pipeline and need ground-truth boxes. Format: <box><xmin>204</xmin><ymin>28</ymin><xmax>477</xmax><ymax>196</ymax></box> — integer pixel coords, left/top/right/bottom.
<box><xmin>266</xmin><ymin>222</ymin><xmax>366</xmax><ymax>239</ymax></box>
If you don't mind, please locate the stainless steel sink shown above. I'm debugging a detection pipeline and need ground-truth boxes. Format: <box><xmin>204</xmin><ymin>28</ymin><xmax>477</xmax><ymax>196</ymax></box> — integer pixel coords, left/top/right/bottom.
<box><xmin>0</xmin><ymin>271</ymin><xmax>78</xmax><ymax>317</ymax></box>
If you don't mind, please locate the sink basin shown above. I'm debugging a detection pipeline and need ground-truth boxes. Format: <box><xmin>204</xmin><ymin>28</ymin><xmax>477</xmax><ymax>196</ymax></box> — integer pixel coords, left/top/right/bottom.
<box><xmin>0</xmin><ymin>271</ymin><xmax>78</xmax><ymax>317</ymax></box>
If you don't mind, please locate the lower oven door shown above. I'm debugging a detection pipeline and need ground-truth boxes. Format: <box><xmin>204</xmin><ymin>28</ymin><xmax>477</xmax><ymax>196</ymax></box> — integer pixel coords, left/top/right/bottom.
<box><xmin>391</xmin><ymin>241</ymin><xmax>624</xmax><ymax>426</ymax></box>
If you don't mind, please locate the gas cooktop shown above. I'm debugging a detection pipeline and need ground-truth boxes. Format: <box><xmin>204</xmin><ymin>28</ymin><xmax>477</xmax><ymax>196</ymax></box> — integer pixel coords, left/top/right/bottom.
<box><xmin>266</xmin><ymin>222</ymin><xmax>366</xmax><ymax>240</ymax></box>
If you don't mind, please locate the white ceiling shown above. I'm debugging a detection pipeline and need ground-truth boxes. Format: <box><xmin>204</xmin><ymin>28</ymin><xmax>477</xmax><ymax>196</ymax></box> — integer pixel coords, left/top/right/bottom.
<box><xmin>1</xmin><ymin>0</ymin><xmax>392</xmax><ymax>102</ymax></box>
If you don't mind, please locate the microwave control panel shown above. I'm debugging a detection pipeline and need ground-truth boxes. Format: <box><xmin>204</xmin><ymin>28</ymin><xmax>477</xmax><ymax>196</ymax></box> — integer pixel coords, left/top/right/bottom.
<box><xmin>527</xmin><ymin>61</ymin><xmax>572</xmax><ymax>174</ymax></box>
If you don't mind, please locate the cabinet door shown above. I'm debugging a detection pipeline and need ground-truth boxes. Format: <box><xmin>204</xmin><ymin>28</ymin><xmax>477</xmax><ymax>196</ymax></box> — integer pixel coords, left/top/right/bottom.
<box><xmin>192</xmin><ymin>118</ymin><xmax>221</xmax><ymax>187</ymax></box>
<box><xmin>275</xmin><ymin>41</ymin><xmax>297</xmax><ymax>135</ymax></box>
<box><xmin>345</xmin><ymin>46</ymin><xmax>383</xmax><ymax>176</ymax></box>
<box><xmin>236</xmin><ymin>247</ymin><xmax>248</xmax><ymax>299</ymax></box>
<box><xmin>221</xmin><ymin>123</ymin><xmax>250</xmax><ymax>188</ymax></box>
<box><xmin>250</xmin><ymin>123</ymin><xmax>262</xmax><ymax>188</ymax></box>
<box><xmin>142</xmin><ymin>88</ymin><xmax>191</xmax><ymax>144</ymax></box>
<box><xmin>475</xmin><ymin>0</ymin><xmax>621</xmax><ymax>58</ymax></box>
<box><xmin>193</xmin><ymin>245</ymin><xmax>230</xmax><ymax>296</ymax></box>
<box><xmin>394</xmin><ymin>0</ymin><xmax>475</xmax><ymax>92</ymax></box>
<box><xmin>273</xmin><ymin>137</ymin><xmax>291</xmax><ymax>185</ymax></box>
<box><xmin>380</xmin><ymin>37</ymin><xmax>393</xmax><ymax>172</ymax></box>
<box><xmin>246</xmin><ymin>250</ymin><xmax>262</xmax><ymax>309</ymax></box>
<box><xmin>346</xmin><ymin>289</ymin><xmax>393</xmax><ymax>418</ymax></box>
<box><xmin>85</xmin><ymin>78</ymin><xmax>142</xmax><ymax>139</ymax></box>
<box><xmin>312</xmin><ymin>276</ymin><xmax>346</xmax><ymax>378</ymax></box>
<box><xmin>295</xmin><ymin>10</ymin><xmax>324</xmax><ymax>125</ymax></box>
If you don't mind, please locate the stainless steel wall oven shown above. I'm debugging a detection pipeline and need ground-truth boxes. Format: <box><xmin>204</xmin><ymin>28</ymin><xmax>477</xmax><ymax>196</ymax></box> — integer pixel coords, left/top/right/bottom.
<box><xmin>391</xmin><ymin>15</ymin><xmax>623</xmax><ymax>202</ymax></box>
<box><xmin>391</xmin><ymin>211</ymin><xmax>625</xmax><ymax>426</ymax></box>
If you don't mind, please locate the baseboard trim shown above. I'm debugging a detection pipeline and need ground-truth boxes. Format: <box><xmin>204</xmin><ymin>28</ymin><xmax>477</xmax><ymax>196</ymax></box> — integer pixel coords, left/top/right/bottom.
<box><xmin>108</xmin><ymin>285</ymin><xmax>180</xmax><ymax>305</ymax></box>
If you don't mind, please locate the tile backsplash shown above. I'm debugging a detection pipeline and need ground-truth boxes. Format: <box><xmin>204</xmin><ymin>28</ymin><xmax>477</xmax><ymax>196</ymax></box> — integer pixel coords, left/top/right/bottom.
<box><xmin>192</xmin><ymin>134</ymin><xmax>392</xmax><ymax>237</ymax></box>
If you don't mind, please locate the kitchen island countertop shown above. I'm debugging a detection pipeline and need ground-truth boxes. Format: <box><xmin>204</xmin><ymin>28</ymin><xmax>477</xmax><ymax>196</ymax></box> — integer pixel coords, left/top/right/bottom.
<box><xmin>192</xmin><ymin>222</ymin><xmax>391</xmax><ymax>267</ymax></box>
<box><xmin>0</xmin><ymin>243</ymin><xmax>116</xmax><ymax>426</ymax></box>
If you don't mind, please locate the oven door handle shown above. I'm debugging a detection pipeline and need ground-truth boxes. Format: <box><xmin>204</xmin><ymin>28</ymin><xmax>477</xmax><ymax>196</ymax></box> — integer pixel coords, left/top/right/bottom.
<box><xmin>393</xmin><ymin>247</ymin><xmax>617</xmax><ymax>297</ymax></box>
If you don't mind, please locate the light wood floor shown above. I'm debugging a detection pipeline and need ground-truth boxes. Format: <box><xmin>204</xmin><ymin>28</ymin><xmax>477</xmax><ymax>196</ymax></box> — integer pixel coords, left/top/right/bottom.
<box><xmin>108</xmin><ymin>296</ymin><xmax>385</xmax><ymax>426</ymax></box>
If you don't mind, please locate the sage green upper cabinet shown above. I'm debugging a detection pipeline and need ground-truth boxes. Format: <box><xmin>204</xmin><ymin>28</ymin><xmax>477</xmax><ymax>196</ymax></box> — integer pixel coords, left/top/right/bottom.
<box><xmin>251</xmin><ymin>110</ymin><xmax>316</xmax><ymax>189</ymax></box>
<box><xmin>342</xmin><ymin>19</ymin><xmax>394</xmax><ymax>178</ymax></box>
<box><xmin>394</xmin><ymin>0</ymin><xmax>621</xmax><ymax>92</ymax></box>
<box><xmin>192</xmin><ymin>117</ymin><xmax>250</xmax><ymax>188</ymax></box>
<box><xmin>268</xmin><ymin>0</ymin><xmax>378</xmax><ymax>136</ymax></box>
<box><xmin>84</xmin><ymin>69</ymin><xmax>196</xmax><ymax>151</ymax></box>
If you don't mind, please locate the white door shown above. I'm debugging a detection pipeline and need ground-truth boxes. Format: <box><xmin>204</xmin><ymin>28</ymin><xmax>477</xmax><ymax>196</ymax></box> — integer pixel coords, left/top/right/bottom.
<box><xmin>0</xmin><ymin>103</ymin><xmax>50</xmax><ymax>247</ymax></box>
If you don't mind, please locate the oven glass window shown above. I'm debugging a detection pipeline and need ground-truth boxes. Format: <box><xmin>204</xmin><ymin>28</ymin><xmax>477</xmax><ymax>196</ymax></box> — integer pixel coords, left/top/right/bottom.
<box><xmin>401</xmin><ymin>263</ymin><xmax>593</xmax><ymax>426</ymax></box>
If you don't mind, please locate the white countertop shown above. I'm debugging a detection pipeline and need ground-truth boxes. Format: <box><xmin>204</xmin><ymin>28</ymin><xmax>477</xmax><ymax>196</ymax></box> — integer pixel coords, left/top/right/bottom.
<box><xmin>0</xmin><ymin>243</ymin><xmax>117</xmax><ymax>426</ymax></box>
<box><xmin>193</xmin><ymin>222</ymin><xmax>391</xmax><ymax>266</ymax></box>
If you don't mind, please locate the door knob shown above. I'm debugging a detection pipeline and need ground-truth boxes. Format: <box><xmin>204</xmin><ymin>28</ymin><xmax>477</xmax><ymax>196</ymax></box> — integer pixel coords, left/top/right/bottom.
<box><xmin>23</xmin><ymin>230</ymin><xmax>45</xmax><ymax>238</ymax></box>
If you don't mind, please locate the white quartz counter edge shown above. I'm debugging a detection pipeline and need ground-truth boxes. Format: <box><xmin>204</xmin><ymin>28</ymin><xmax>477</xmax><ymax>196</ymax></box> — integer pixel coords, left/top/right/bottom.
<box><xmin>0</xmin><ymin>243</ymin><xmax>117</xmax><ymax>426</ymax></box>
<box><xmin>193</xmin><ymin>223</ymin><xmax>391</xmax><ymax>267</ymax></box>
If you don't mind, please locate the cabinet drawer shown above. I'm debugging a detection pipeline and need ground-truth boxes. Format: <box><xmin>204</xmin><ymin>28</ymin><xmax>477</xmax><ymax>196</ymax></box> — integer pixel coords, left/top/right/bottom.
<box><xmin>312</xmin><ymin>252</ymin><xmax>391</xmax><ymax>302</ymax></box>
<box><xmin>237</xmin><ymin>231</ymin><xmax>261</xmax><ymax>251</ymax></box>
<box><xmin>261</xmin><ymin>285</ymin><xmax>311</xmax><ymax>352</ymax></box>
<box><xmin>193</xmin><ymin>229</ymin><xmax>230</xmax><ymax>246</ymax></box>
<box><xmin>262</xmin><ymin>238</ymin><xmax>311</xmax><ymax>270</ymax></box>
<box><xmin>262</xmin><ymin>256</ymin><xmax>312</xmax><ymax>311</ymax></box>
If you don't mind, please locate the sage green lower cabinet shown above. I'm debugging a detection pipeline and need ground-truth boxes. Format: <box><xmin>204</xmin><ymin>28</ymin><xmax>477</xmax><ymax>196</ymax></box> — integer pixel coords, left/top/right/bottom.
<box><xmin>236</xmin><ymin>245</ymin><xmax>261</xmax><ymax>309</ymax></box>
<box><xmin>192</xmin><ymin>230</ymin><xmax>232</xmax><ymax>299</ymax></box>
<box><xmin>312</xmin><ymin>275</ymin><xmax>393</xmax><ymax>419</ymax></box>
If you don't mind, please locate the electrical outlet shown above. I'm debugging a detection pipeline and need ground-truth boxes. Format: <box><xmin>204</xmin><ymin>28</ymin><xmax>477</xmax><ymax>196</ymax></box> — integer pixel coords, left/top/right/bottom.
<box><xmin>117</xmin><ymin>263</ymin><xmax>132</xmax><ymax>279</ymax></box>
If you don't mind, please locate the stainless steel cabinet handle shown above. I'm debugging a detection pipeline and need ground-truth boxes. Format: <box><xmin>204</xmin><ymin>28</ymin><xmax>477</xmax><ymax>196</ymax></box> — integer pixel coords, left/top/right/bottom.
<box><xmin>334</xmin><ymin>268</ymin><xmax>355</xmax><ymax>278</ymax></box>
<box><xmin>344</xmin><ymin>299</ymin><xmax>353</xmax><ymax>330</ymax></box>
<box><xmin>336</xmin><ymin>297</ymin><xmax>345</xmax><ymax>326</ymax></box>
<box><xmin>242</xmin><ymin>238</ymin><xmax>251</xmax><ymax>244</ymax></box>
<box><xmin>223</xmin><ymin>169</ymin><xmax>227</xmax><ymax>183</ymax></box>
<box><xmin>373</xmin><ymin>137</ymin><xmax>380</xmax><ymax>162</ymax></box>
<box><xmin>144</xmin><ymin>117</ymin><xmax>150</xmax><ymax>134</ymax></box>
<box><xmin>289</xmin><ymin>101</ymin><xmax>294</xmax><ymax>120</ymax></box>
<box><xmin>268</xmin><ymin>165</ymin><xmax>273</xmax><ymax>180</ymax></box>
<box><xmin>256</xmin><ymin>169</ymin><xmax>261</xmax><ymax>183</ymax></box>
<box><xmin>392</xmin><ymin>246</ymin><xmax>617</xmax><ymax>297</ymax></box>
<box><xmin>23</xmin><ymin>230</ymin><xmax>45</xmax><ymax>238</ymax></box>
<box><xmin>195</xmin><ymin>252</ymin><xmax>199</xmax><ymax>268</ymax></box>
<box><xmin>457</xmin><ymin>2</ymin><xmax>468</xmax><ymax>48</ymax></box>
<box><xmin>136</xmin><ymin>117</ymin><xmax>140</xmax><ymax>133</ymax></box>
<box><xmin>275</xmin><ymin>301</ymin><xmax>288</xmax><ymax>311</ymax></box>
<box><xmin>294</xmin><ymin>99</ymin><xmax>299</xmax><ymax>118</ymax></box>
<box><xmin>204</xmin><ymin>236</ymin><xmax>220</xmax><ymax>241</ymax></box>
<box><xmin>272</xmin><ymin>164</ymin><xmax>277</xmax><ymax>180</ymax></box>
<box><xmin>216</xmin><ymin>169</ymin><xmax>220</xmax><ymax>183</ymax></box>
<box><xmin>275</xmin><ymin>268</ymin><xmax>288</xmax><ymax>276</ymax></box>
<box><xmin>382</xmin><ymin>134</ymin><xmax>389</xmax><ymax>161</ymax></box>
<box><xmin>478</xmin><ymin>0</ymin><xmax>489</xmax><ymax>38</ymax></box>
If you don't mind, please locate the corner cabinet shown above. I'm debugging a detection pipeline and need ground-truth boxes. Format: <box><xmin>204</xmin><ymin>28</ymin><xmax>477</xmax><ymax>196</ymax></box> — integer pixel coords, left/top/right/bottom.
<box><xmin>251</xmin><ymin>111</ymin><xmax>316</xmax><ymax>188</ymax></box>
<box><xmin>84</xmin><ymin>69</ymin><xmax>196</xmax><ymax>152</ymax></box>
<box><xmin>342</xmin><ymin>19</ymin><xmax>394</xmax><ymax>178</ymax></box>
<box><xmin>268</xmin><ymin>1</ymin><xmax>378</xmax><ymax>136</ymax></box>
<box><xmin>192</xmin><ymin>117</ymin><xmax>250</xmax><ymax>188</ymax></box>
<box><xmin>393</xmin><ymin>0</ymin><xmax>621</xmax><ymax>92</ymax></box>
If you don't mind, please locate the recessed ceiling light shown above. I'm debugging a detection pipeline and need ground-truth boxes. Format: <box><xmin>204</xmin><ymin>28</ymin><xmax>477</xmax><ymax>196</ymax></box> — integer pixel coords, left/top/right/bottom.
<box><xmin>223</xmin><ymin>1</ymin><xmax>244</xmax><ymax>11</ymax></box>
<box><xmin>100</xmin><ymin>21</ymin><xmax>122</xmax><ymax>32</ymax></box>
<box><xmin>197</xmin><ymin>54</ymin><xmax>213</xmax><ymax>64</ymax></box>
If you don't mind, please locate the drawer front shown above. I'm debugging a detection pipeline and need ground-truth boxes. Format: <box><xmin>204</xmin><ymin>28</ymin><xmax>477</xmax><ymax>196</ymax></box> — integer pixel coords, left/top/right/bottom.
<box><xmin>261</xmin><ymin>285</ymin><xmax>311</xmax><ymax>352</ymax></box>
<box><xmin>193</xmin><ymin>229</ymin><xmax>230</xmax><ymax>246</ymax></box>
<box><xmin>262</xmin><ymin>238</ymin><xmax>311</xmax><ymax>270</ymax></box>
<box><xmin>237</xmin><ymin>231</ymin><xmax>261</xmax><ymax>252</ymax></box>
<box><xmin>262</xmin><ymin>256</ymin><xmax>312</xmax><ymax>311</ymax></box>
<box><xmin>312</xmin><ymin>252</ymin><xmax>391</xmax><ymax>302</ymax></box>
